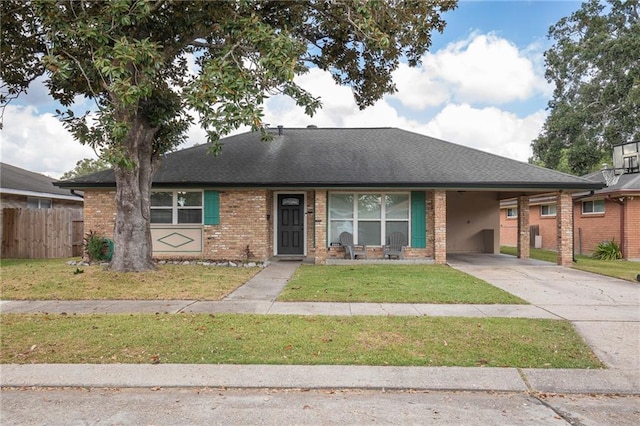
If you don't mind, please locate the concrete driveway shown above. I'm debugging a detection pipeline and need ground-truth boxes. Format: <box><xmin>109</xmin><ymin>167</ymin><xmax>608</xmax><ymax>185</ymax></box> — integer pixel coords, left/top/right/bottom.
<box><xmin>448</xmin><ymin>254</ymin><xmax>640</xmax><ymax>377</ymax></box>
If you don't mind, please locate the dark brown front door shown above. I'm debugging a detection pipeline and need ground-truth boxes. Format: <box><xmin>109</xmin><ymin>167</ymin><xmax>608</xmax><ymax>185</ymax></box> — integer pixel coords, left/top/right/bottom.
<box><xmin>277</xmin><ymin>194</ymin><xmax>304</xmax><ymax>255</ymax></box>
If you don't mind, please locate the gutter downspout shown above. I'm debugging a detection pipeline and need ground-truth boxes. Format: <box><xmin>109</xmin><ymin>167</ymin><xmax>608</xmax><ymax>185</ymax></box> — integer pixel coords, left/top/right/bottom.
<box><xmin>572</xmin><ymin>191</ymin><xmax>595</xmax><ymax>262</ymax></box>
<box><xmin>608</xmin><ymin>195</ymin><xmax>625</xmax><ymax>259</ymax></box>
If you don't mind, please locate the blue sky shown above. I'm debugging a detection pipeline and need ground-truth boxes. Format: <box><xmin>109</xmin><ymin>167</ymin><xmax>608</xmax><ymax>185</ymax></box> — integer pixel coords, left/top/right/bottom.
<box><xmin>1</xmin><ymin>0</ymin><xmax>583</xmax><ymax>178</ymax></box>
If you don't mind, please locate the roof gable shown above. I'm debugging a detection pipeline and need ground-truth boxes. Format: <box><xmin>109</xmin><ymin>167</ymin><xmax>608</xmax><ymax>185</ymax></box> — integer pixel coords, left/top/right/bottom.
<box><xmin>1</xmin><ymin>162</ymin><xmax>82</xmax><ymax>200</ymax></box>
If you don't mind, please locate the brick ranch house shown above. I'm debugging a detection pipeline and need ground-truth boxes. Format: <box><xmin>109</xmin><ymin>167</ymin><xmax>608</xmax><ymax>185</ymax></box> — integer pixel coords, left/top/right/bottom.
<box><xmin>57</xmin><ymin>127</ymin><xmax>603</xmax><ymax>266</ymax></box>
<box><xmin>501</xmin><ymin>142</ymin><xmax>640</xmax><ymax>260</ymax></box>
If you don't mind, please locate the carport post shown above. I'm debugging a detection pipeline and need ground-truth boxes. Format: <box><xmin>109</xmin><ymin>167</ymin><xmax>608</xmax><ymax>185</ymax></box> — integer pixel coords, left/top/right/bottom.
<box><xmin>556</xmin><ymin>191</ymin><xmax>573</xmax><ymax>266</ymax></box>
<box><xmin>433</xmin><ymin>190</ymin><xmax>447</xmax><ymax>264</ymax></box>
<box><xmin>517</xmin><ymin>195</ymin><xmax>530</xmax><ymax>259</ymax></box>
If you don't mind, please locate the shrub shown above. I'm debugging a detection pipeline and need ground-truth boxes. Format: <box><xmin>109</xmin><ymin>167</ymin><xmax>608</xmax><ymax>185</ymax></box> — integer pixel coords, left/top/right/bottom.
<box><xmin>592</xmin><ymin>239</ymin><xmax>622</xmax><ymax>260</ymax></box>
<box><xmin>84</xmin><ymin>230</ymin><xmax>113</xmax><ymax>262</ymax></box>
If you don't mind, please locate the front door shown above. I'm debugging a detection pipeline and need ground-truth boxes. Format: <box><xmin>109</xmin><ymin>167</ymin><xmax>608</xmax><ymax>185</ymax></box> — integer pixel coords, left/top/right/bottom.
<box><xmin>277</xmin><ymin>194</ymin><xmax>304</xmax><ymax>255</ymax></box>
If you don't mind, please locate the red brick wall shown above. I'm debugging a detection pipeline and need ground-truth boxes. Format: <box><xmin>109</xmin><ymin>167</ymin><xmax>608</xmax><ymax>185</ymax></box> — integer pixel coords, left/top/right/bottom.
<box><xmin>499</xmin><ymin>209</ymin><xmax>518</xmax><ymax>246</ymax></box>
<box><xmin>203</xmin><ymin>189</ymin><xmax>271</xmax><ymax>261</ymax></box>
<box><xmin>530</xmin><ymin>205</ymin><xmax>558</xmax><ymax>251</ymax></box>
<box><xmin>83</xmin><ymin>191</ymin><xmax>117</xmax><ymax>239</ymax></box>
<box><xmin>574</xmin><ymin>198</ymin><xmax>622</xmax><ymax>257</ymax></box>
<box><xmin>624</xmin><ymin>197</ymin><xmax>640</xmax><ymax>259</ymax></box>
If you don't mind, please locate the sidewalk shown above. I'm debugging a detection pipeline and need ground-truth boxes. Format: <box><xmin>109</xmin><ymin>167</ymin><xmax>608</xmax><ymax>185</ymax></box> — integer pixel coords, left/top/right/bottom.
<box><xmin>2</xmin><ymin>256</ymin><xmax>639</xmax><ymax>394</ymax></box>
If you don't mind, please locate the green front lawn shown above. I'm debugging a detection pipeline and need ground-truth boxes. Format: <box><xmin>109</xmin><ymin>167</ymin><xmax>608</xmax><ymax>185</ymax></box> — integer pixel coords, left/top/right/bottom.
<box><xmin>0</xmin><ymin>259</ymin><xmax>258</xmax><ymax>300</ymax></box>
<box><xmin>278</xmin><ymin>264</ymin><xmax>526</xmax><ymax>304</ymax></box>
<box><xmin>0</xmin><ymin>313</ymin><xmax>603</xmax><ymax>368</ymax></box>
<box><xmin>500</xmin><ymin>246</ymin><xmax>639</xmax><ymax>282</ymax></box>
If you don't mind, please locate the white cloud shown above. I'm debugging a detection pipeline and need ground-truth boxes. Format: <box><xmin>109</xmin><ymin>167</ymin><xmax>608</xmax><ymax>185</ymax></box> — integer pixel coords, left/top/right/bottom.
<box><xmin>0</xmin><ymin>105</ymin><xmax>97</xmax><ymax>178</ymax></box>
<box><xmin>422</xmin><ymin>103</ymin><xmax>547</xmax><ymax>161</ymax></box>
<box><xmin>391</xmin><ymin>32</ymin><xmax>548</xmax><ymax>109</ymax></box>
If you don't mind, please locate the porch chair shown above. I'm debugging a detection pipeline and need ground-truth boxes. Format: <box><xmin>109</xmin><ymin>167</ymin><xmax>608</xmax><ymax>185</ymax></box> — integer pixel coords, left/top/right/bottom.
<box><xmin>339</xmin><ymin>231</ymin><xmax>367</xmax><ymax>259</ymax></box>
<box><xmin>383</xmin><ymin>232</ymin><xmax>407</xmax><ymax>260</ymax></box>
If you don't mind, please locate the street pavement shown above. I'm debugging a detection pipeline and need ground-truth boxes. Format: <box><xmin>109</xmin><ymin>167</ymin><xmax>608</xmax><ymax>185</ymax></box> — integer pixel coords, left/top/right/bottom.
<box><xmin>1</xmin><ymin>254</ymin><xmax>639</xmax><ymax>424</ymax></box>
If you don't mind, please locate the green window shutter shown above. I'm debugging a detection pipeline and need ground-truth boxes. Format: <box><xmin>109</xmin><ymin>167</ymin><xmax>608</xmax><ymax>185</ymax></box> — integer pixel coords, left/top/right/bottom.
<box><xmin>411</xmin><ymin>191</ymin><xmax>426</xmax><ymax>248</ymax></box>
<box><xmin>204</xmin><ymin>190</ymin><xmax>220</xmax><ymax>225</ymax></box>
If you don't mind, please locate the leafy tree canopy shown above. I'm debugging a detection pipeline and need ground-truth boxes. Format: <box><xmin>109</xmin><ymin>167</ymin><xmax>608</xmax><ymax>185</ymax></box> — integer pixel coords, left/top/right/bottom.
<box><xmin>1</xmin><ymin>0</ymin><xmax>457</xmax><ymax>272</ymax></box>
<box><xmin>531</xmin><ymin>0</ymin><xmax>640</xmax><ymax>176</ymax></box>
<box><xmin>60</xmin><ymin>157</ymin><xmax>111</xmax><ymax>180</ymax></box>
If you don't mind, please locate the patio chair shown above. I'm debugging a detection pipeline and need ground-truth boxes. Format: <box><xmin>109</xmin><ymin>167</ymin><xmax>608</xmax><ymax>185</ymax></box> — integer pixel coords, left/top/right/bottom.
<box><xmin>339</xmin><ymin>231</ymin><xmax>367</xmax><ymax>259</ymax></box>
<box><xmin>383</xmin><ymin>232</ymin><xmax>407</xmax><ymax>260</ymax></box>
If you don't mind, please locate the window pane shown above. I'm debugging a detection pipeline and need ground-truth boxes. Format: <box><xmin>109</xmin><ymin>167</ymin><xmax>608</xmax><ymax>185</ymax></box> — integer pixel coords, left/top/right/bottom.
<box><xmin>358</xmin><ymin>194</ymin><xmax>381</xmax><ymax>219</ymax></box>
<box><xmin>330</xmin><ymin>221</ymin><xmax>353</xmax><ymax>243</ymax></box>
<box><xmin>541</xmin><ymin>204</ymin><xmax>556</xmax><ymax>216</ymax></box>
<box><xmin>594</xmin><ymin>199</ymin><xmax>605</xmax><ymax>213</ymax></box>
<box><xmin>178</xmin><ymin>209</ymin><xmax>202</xmax><ymax>224</ymax></box>
<box><xmin>151</xmin><ymin>192</ymin><xmax>172</xmax><ymax>207</ymax></box>
<box><xmin>178</xmin><ymin>191</ymin><xmax>202</xmax><ymax>207</ymax></box>
<box><xmin>385</xmin><ymin>194</ymin><xmax>409</xmax><ymax>219</ymax></box>
<box><xmin>150</xmin><ymin>209</ymin><xmax>172</xmax><ymax>223</ymax></box>
<box><xmin>385</xmin><ymin>222</ymin><xmax>408</xmax><ymax>243</ymax></box>
<box><xmin>358</xmin><ymin>221</ymin><xmax>381</xmax><ymax>245</ymax></box>
<box><xmin>329</xmin><ymin>194</ymin><xmax>354</xmax><ymax>219</ymax></box>
<box><xmin>583</xmin><ymin>202</ymin><xmax>593</xmax><ymax>213</ymax></box>
<box><xmin>40</xmin><ymin>199</ymin><xmax>52</xmax><ymax>209</ymax></box>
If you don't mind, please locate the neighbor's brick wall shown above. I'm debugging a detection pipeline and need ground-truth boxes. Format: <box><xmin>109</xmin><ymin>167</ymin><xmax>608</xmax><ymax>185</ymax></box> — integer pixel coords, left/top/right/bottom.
<box><xmin>573</xmin><ymin>198</ymin><xmax>621</xmax><ymax>257</ymax></box>
<box><xmin>499</xmin><ymin>209</ymin><xmax>517</xmax><ymax>247</ymax></box>
<box><xmin>530</xmin><ymin>205</ymin><xmax>558</xmax><ymax>251</ymax></box>
<box><xmin>83</xmin><ymin>190</ymin><xmax>117</xmax><ymax>239</ymax></box>
<box><xmin>203</xmin><ymin>189</ymin><xmax>271</xmax><ymax>261</ymax></box>
<box><xmin>624</xmin><ymin>197</ymin><xmax>640</xmax><ymax>259</ymax></box>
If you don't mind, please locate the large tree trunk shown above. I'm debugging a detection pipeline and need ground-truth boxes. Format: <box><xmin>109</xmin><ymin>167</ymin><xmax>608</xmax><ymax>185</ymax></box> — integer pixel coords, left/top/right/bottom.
<box><xmin>109</xmin><ymin>117</ymin><xmax>158</xmax><ymax>272</ymax></box>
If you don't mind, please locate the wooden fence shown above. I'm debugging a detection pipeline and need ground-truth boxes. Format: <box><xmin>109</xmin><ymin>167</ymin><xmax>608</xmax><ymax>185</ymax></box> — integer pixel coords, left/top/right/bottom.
<box><xmin>1</xmin><ymin>208</ymin><xmax>84</xmax><ymax>258</ymax></box>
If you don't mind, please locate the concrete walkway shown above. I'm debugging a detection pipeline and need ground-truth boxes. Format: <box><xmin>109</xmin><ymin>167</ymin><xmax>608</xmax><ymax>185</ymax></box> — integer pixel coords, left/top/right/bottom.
<box><xmin>2</xmin><ymin>255</ymin><xmax>639</xmax><ymax>394</ymax></box>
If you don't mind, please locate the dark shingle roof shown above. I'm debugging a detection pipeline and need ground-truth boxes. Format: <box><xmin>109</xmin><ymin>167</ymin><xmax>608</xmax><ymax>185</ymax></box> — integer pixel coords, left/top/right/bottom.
<box><xmin>582</xmin><ymin>169</ymin><xmax>640</xmax><ymax>194</ymax></box>
<box><xmin>57</xmin><ymin>128</ymin><xmax>603</xmax><ymax>190</ymax></box>
<box><xmin>1</xmin><ymin>162</ymin><xmax>82</xmax><ymax>200</ymax></box>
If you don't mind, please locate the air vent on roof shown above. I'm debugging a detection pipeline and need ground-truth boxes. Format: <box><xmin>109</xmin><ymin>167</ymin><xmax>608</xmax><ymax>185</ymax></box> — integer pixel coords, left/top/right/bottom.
<box><xmin>307</xmin><ymin>124</ymin><xmax>318</xmax><ymax>129</ymax></box>
<box><xmin>277</xmin><ymin>125</ymin><xmax>283</xmax><ymax>136</ymax></box>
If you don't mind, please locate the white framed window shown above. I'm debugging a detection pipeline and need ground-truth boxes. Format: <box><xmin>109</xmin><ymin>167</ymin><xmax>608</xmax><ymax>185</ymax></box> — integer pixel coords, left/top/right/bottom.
<box><xmin>328</xmin><ymin>192</ymin><xmax>410</xmax><ymax>246</ymax></box>
<box><xmin>540</xmin><ymin>204</ymin><xmax>556</xmax><ymax>217</ymax></box>
<box><xmin>27</xmin><ymin>197</ymin><xmax>52</xmax><ymax>209</ymax></box>
<box><xmin>150</xmin><ymin>191</ymin><xmax>203</xmax><ymax>224</ymax></box>
<box><xmin>582</xmin><ymin>199</ymin><xmax>605</xmax><ymax>215</ymax></box>
<box><xmin>506</xmin><ymin>207</ymin><xmax>517</xmax><ymax>218</ymax></box>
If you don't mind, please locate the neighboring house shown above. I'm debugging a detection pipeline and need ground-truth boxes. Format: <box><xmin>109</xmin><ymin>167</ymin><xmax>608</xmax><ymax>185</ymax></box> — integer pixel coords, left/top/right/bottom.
<box><xmin>500</xmin><ymin>141</ymin><xmax>640</xmax><ymax>260</ymax></box>
<box><xmin>1</xmin><ymin>162</ymin><xmax>84</xmax><ymax>257</ymax></box>
<box><xmin>56</xmin><ymin>127</ymin><xmax>602</xmax><ymax>265</ymax></box>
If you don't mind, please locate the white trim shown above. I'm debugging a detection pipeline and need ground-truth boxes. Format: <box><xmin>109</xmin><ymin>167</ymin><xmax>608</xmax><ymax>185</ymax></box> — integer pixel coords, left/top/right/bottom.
<box><xmin>1</xmin><ymin>187</ymin><xmax>82</xmax><ymax>202</ymax></box>
<box><xmin>273</xmin><ymin>191</ymin><xmax>307</xmax><ymax>256</ymax></box>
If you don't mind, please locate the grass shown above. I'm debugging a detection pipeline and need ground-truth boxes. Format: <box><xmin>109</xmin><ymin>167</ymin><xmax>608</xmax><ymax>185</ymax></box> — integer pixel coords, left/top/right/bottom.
<box><xmin>278</xmin><ymin>264</ymin><xmax>527</xmax><ymax>304</ymax></box>
<box><xmin>500</xmin><ymin>246</ymin><xmax>639</xmax><ymax>282</ymax></box>
<box><xmin>0</xmin><ymin>313</ymin><xmax>603</xmax><ymax>369</ymax></box>
<box><xmin>0</xmin><ymin>259</ymin><xmax>259</xmax><ymax>300</ymax></box>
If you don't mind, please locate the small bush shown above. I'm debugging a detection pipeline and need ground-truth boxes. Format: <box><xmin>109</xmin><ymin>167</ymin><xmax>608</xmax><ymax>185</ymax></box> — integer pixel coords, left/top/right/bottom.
<box><xmin>592</xmin><ymin>239</ymin><xmax>622</xmax><ymax>260</ymax></box>
<box><xmin>84</xmin><ymin>230</ymin><xmax>113</xmax><ymax>262</ymax></box>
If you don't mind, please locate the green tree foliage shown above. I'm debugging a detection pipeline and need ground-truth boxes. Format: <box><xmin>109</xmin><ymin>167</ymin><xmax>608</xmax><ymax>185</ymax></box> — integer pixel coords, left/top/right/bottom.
<box><xmin>531</xmin><ymin>0</ymin><xmax>640</xmax><ymax>175</ymax></box>
<box><xmin>60</xmin><ymin>158</ymin><xmax>111</xmax><ymax>180</ymax></box>
<box><xmin>1</xmin><ymin>0</ymin><xmax>457</xmax><ymax>271</ymax></box>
